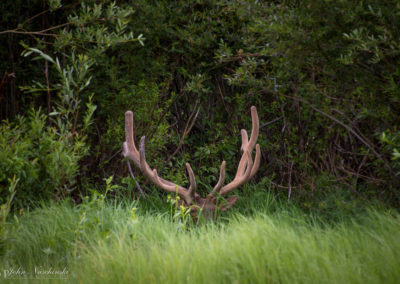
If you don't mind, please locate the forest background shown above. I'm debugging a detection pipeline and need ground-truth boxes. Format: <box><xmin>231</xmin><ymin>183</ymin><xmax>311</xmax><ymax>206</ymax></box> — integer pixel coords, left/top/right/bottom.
<box><xmin>1</xmin><ymin>0</ymin><xmax>400</xmax><ymax>214</ymax></box>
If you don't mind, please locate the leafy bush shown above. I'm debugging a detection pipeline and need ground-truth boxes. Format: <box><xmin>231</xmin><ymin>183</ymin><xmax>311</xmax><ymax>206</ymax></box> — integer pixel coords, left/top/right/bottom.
<box><xmin>0</xmin><ymin>109</ymin><xmax>88</xmax><ymax>207</ymax></box>
<box><xmin>0</xmin><ymin>0</ymin><xmax>142</xmax><ymax>207</ymax></box>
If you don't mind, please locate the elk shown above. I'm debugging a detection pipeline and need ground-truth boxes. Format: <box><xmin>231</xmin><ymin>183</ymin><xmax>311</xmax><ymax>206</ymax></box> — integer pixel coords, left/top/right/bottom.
<box><xmin>122</xmin><ymin>106</ymin><xmax>260</xmax><ymax>218</ymax></box>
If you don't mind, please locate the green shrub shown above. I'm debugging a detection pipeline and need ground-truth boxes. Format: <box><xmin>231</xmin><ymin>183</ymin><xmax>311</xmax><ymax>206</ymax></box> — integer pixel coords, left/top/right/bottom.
<box><xmin>0</xmin><ymin>109</ymin><xmax>88</xmax><ymax>208</ymax></box>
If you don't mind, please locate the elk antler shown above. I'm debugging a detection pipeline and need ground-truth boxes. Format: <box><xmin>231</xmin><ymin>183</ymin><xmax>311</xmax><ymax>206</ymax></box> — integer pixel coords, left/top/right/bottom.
<box><xmin>122</xmin><ymin>111</ymin><xmax>197</xmax><ymax>205</ymax></box>
<box><xmin>123</xmin><ymin>106</ymin><xmax>260</xmax><ymax>214</ymax></box>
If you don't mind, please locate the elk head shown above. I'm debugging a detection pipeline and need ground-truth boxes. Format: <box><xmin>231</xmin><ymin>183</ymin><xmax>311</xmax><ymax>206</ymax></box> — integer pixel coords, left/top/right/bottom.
<box><xmin>122</xmin><ymin>106</ymin><xmax>260</xmax><ymax>218</ymax></box>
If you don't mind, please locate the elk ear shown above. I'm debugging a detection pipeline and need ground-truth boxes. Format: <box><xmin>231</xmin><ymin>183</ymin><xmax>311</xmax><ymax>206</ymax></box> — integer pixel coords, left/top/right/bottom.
<box><xmin>220</xmin><ymin>196</ymin><xmax>238</xmax><ymax>211</ymax></box>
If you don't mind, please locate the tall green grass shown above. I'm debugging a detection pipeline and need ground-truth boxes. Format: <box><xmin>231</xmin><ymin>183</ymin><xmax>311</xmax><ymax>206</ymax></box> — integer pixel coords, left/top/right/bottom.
<box><xmin>1</xmin><ymin>191</ymin><xmax>399</xmax><ymax>283</ymax></box>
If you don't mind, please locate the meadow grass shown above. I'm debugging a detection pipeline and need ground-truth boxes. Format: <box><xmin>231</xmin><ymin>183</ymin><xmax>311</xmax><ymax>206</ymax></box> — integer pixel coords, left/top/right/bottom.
<box><xmin>1</xmin><ymin>188</ymin><xmax>399</xmax><ymax>283</ymax></box>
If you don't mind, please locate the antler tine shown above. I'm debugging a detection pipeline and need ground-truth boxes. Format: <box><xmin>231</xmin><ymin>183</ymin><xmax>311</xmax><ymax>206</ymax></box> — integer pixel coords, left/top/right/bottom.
<box><xmin>208</xmin><ymin>161</ymin><xmax>226</xmax><ymax>197</ymax></box>
<box><xmin>241</xmin><ymin>129</ymin><xmax>248</xmax><ymax>151</ymax></box>
<box><xmin>237</xmin><ymin>106</ymin><xmax>259</xmax><ymax>177</ymax></box>
<box><xmin>247</xmin><ymin>106</ymin><xmax>259</xmax><ymax>151</ymax></box>
<box><xmin>218</xmin><ymin>106</ymin><xmax>260</xmax><ymax>196</ymax></box>
<box><xmin>126</xmin><ymin>112</ymin><xmax>139</xmax><ymax>154</ymax></box>
<box><xmin>186</xmin><ymin>163</ymin><xmax>197</xmax><ymax>200</ymax></box>
<box><xmin>123</xmin><ymin>111</ymin><xmax>140</xmax><ymax>165</ymax></box>
<box><xmin>249</xmin><ymin>144</ymin><xmax>261</xmax><ymax>180</ymax></box>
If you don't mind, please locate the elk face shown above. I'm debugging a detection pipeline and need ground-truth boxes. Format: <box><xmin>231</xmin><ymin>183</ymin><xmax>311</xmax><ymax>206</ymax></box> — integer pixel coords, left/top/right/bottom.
<box><xmin>122</xmin><ymin>106</ymin><xmax>260</xmax><ymax>218</ymax></box>
<box><xmin>176</xmin><ymin>195</ymin><xmax>239</xmax><ymax>220</ymax></box>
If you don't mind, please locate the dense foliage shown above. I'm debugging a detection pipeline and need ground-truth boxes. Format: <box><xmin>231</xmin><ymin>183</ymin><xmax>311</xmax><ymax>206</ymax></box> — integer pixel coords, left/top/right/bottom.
<box><xmin>1</xmin><ymin>0</ymin><xmax>400</xmax><ymax>210</ymax></box>
<box><xmin>0</xmin><ymin>110</ymin><xmax>88</xmax><ymax>206</ymax></box>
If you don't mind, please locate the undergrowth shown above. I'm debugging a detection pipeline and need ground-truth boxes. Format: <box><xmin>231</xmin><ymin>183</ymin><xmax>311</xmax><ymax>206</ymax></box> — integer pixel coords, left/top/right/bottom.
<box><xmin>0</xmin><ymin>186</ymin><xmax>399</xmax><ymax>283</ymax></box>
